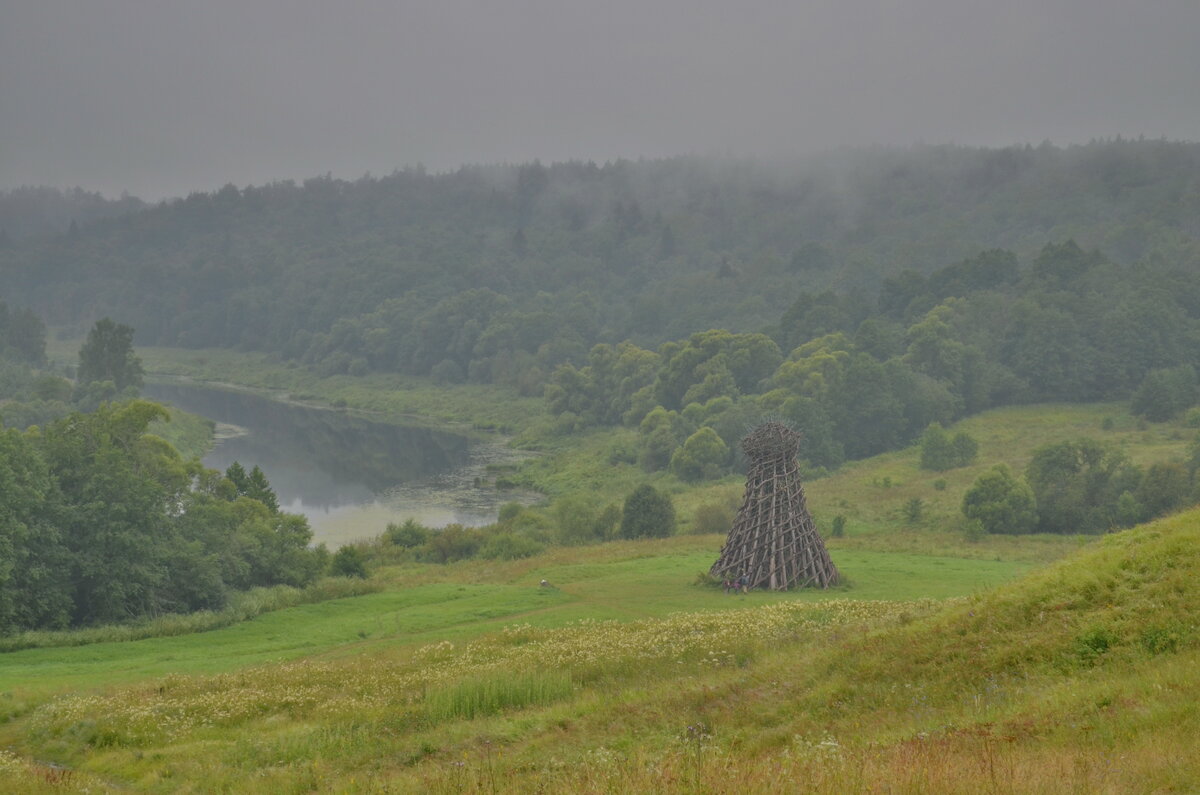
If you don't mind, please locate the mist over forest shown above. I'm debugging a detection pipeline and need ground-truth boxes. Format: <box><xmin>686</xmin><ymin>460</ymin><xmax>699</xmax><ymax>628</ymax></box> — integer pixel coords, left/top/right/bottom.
<box><xmin>5</xmin><ymin>140</ymin><xmax>1200</xmax><ymax>371</ymax></box>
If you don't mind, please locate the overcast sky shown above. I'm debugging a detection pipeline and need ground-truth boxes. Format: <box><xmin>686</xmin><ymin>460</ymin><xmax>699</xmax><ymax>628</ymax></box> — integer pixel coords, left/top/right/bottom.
<box><xmin>3</xmin><ymin>0</ymin><xmax>1199</xmax><ymax>200</ymax></box>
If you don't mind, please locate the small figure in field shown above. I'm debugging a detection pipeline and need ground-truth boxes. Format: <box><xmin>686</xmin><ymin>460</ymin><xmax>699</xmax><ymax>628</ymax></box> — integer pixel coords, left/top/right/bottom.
<box><xmin>737</xmin><ymin>574</ymin><xmax>749</xmax><ymax>594</ymax></box>
<box><xmin>539</xmin><ymin>579</ymin><xmax>550</xmax><ymax>588</ymax></box>
<box><xmin>723</xmin><ymin>577</ymin><xmax>734</xmax><ymax>594</ymax></box>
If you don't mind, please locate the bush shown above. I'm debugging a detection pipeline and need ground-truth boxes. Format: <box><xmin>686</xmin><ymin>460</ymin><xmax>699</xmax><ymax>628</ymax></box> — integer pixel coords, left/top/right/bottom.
<box><xmin>903</xmin><ymin>497</ymin><xmax>924</xmax><ymax>524</ymax></box>
<box><xmin>919</xmin><ymin>423</ymin><xmax>978</xmax><ymax>470</ymax></box>
<box><xmin>479</xmin><ymin>533</ymin><xmax>545</xmax><ymax>560</ymax></box>
<box><xmin>670</xmin><ymin>427</ymin><xmax>729</xmax><ymax>482</ymax></box>
<box><xmin>554</xmin><ymin>494</ymin><xmax>604</xmax><ymax>545</ymax></box>
<box><xmin>619</xmin><ymin>484</ymin><xmax>676</xmax><ymax>539</ymax></box>
<box><xmin>384</xmin><ymin>518</ymin><xmax>430</xmax><ymax>548</ymax></box>
<box><xmin>961</xmin><ymin>464</ymin><xmax>1037</xmax><ymax>534</ymax></box>
<box><xmin>830</xmin><ymin>515</ymin><xmax>846</xmax><ymax>538</ymax></box>
<box><xmin>419</xmin><ymin>524</ymin><xmax>484</xmax><ymax>563</ymax></box>
<box><xmin>691</xmin><ymin>501</ymin><xmax>734</xmax><ymax>535</ymax></box>
<box><xmin>1135</xmin><ymin>461</ymin><xmax>1192</xmax><ymax>518</ymax></box>
<box><xmin>330</xmin><ymin>545</ymin><xmax>369</xmax><ymax>578</ymax></box>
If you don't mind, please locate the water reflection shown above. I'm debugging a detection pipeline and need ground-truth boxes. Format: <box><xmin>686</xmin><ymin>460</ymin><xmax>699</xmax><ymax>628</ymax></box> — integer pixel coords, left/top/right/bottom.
<box><xmin>144</xmin><ymin>381</ymin><xmax>532</xmax><ymax>546</ymax></box>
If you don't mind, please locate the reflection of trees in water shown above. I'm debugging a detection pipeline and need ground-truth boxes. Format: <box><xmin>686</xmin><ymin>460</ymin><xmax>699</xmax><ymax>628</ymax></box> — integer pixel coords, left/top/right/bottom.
<box><xmin>144</xmin><ymin>384</ymin><xmax>471</xmax><ymax>511</ymax></box>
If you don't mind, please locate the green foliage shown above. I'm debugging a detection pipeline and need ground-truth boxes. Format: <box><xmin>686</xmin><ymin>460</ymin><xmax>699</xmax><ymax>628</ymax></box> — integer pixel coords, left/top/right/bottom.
<box><xmin>1075</xmin><ymin>625</ymin><xmax>1118</xmax><ymax>665</ymax></box>
<box><xmin>419</xmin><ymin>524</ymin><xmax>484</xmax><ymax>563</ymax></box>
<box><xmin>670</xmin><ymin>427</ymin><xmax>729</xmax><ymax>482</ymax></box>
<box><xmin>830</xmin><ymin>515</ymin><xmax>846</xmax><ymax>538</ymax></box>
<box><xmin>330</xmin><ymin>545</ymin><xmax>369</xmax><ymax>579</ymax></box>
<box><xmin>961</xmin><ymin>465</ymin><xmax>1038</xmax><ymax>535</ymax></box>
<box><xmin>1135</xmin><ymin>461</ymin><xmax>1192</xmax><ymax>518</ymax></box>
<box><xmin>478</xmin><ymin>532</ymin><xmax>545</xmax><ymax>560</ymax></box>
<box><xmin>619</xmin><ymin>484</ymin><xmax>676</xmax><ymax>539</ymax></box>
<box><xmin>690</xmin><ymin>501</ymin><xmax>735</xmax><ymax>535</ymax></box>
<box><xmin>226</xmin><ymin>462</ymin><xmax>280</xmax><ymax>513</ymax></box>
<box><xmin>0</xmin><ymin>400</ymin><xmax>324</xmax><ymax>633</ymax></box>
<box><xmin>1024</xmin><ymin>439</ymin><xmax>1141</xmax><ymax>533</ymax></box>
<box><xmin>0</xmin><ymin>300</ymin><xmax>46</xmax><ymax>366</ymax></box>
<box><xmin>77</xmin><ymin>317</ymin><xmax>144</xmax><ymax>393</ymax></box>
<box><xmin>919</xmin><ymin>423</ymin><xmax>979</xmax><ymax>471</ymax></box>
<box><xmin>554</xmin><ymin>494</ymin><xmax>608</xmax><ymax>545</ymax></box>
<box><xmin>1131</xmin><ymin>366</ymin><xmax>1198</xmax><ymax>421</ymax></box>
<box><xmin>384</xmin><ymin>518</ymin><xmax>431</xmax><ymax>548</ymax></box>
<box><xmin>903</xmin><ymin>497</ymin><xmax>924</xmax><ymax>524</ymax></box>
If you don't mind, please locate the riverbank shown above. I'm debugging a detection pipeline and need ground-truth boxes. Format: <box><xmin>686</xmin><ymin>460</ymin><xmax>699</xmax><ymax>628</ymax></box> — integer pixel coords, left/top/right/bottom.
<box><xmin>136</xmin><ymin>346</ymin><xmax>545</xmax><ymax>433</ymax></box>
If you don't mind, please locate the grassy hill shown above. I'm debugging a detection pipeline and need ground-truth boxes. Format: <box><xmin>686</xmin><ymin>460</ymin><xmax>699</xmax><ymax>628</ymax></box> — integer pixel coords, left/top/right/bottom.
<box><xmin>1</xmin><ymin>508</ymin><xmax>1196</xmax><ymax>792</ymax></box>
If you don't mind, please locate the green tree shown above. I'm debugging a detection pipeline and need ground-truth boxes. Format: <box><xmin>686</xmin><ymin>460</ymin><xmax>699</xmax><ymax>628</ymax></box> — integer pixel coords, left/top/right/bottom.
<box><xmin>1024</xmin><ymin>439</ymin><xmax>1141</xmax><ymax>533</ymax></box>
<box><xmin>77</xmin><ymin>318</ymin><xmax>144</xmax><ymax>393</ymax></box>
<box><xmin>961</xmin><ymin>464</ymin><xmax>1038</xmax><ymax>535</ymax></box>
<box><xmin>619</xmin><ymin>484</ymin><xmax>676</xmax><ymax>539</ymax></box>
<box><xmin>1130</xmin><ymin>366</ymin><xmax>1198</xmax><ymax>422</ymax></box>
<box><xmin>918</xmin><ymin>423</ymin><xmax>955</xmax><ymax>470</ymax></box>
<box><xmin>1135</xmin><ymin>462</ymin><xmax>1192</xmax><ymax>519</ymax></box>
<box><xmin>670</xmin><ymin>427</ymin><xmax>729</xmax><ymax>482</ymax></box>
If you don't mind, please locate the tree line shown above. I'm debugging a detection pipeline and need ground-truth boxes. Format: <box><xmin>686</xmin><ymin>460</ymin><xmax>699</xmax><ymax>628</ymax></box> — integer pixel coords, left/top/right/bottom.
<box><xmin>0</xmin><ymin>311</ymin><xmax>335</xmax><ymax>633</ymax></box>
<box><xmin>544</xmin><ymin>241</ymin><xmax>1200</xmax><ymax>479</ymax></box>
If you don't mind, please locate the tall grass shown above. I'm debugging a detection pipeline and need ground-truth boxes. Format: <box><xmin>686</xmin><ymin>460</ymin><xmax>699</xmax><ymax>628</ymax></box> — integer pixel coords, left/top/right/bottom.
<box><xmin>0</xmin><ymin>577</ymin><xmax>381</xmax><ymax>653</ymax></box>
<box><xmin>424</xmin><ymin>671</ymin><xmax>574</xmax><ymax>721</ymax></box>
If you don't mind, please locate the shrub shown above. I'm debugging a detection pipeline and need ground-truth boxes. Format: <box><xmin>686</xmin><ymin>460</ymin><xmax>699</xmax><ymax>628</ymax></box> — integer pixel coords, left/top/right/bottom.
<box><xmin>330</xmin><ymin>545</ymin><xmax>369</xmax><ymax>578</ymax></box>
<box><xmin>691</xmin><ymin>501</ymin><xmax>734</xmax><ymax>535</ymax></box>
<box><xmin>384</xmin><ymin>518</ymin><xmax>430</xmax><ymax>548</ymax></box>
<box><xmin>419</xmin><ymin>524</ymin><xmax>484</xmax><ymax>563</ymax></box>
<box><xmin>479</xmin><ymin>533</ymin><xmax>544</xmax><ymax>560</ymax></box>
<box><xmin>619</xmin><ymin>484</ymin><xmax>676</xmax><ymax>539</ymax></box>
<box><xmin>919</xmin><ymin>422</ymin><xmax>979</xmax><ymax>470</ymax></box>
<box><xmin>1135</xmin><ymin>461</ymin><xmax>1192</xmax><ymax>518</ymax></box>
<box><xmin>903</xmin><ymin>497</ymin><xmax>924</xmax><ymax>524</ymax></box>
<box><xmin>670</xmin><ymin>427</ymin><xmax>729</xmax><ymax>482</ymax></box>
<box><xmin>961</xmin><ymin>464</ymin><xmax>1037</xmax><ymax>534</ymax></box>
<box><xmin>830</xmin><ymin>515</ymin><xmax>846</xmax><ymax>538</ymax></box>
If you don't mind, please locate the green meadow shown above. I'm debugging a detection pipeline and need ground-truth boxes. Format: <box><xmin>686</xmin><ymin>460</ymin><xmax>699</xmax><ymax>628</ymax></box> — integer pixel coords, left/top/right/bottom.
<box><xmin>2</xmin><ymin>379</ymin><xmax>1198</xmax><ymax>792</ymax></box>
<box><xmin>0</xmin><ymin>541</ymin><xmax>1024</xmax><ymax>699</ymax></box>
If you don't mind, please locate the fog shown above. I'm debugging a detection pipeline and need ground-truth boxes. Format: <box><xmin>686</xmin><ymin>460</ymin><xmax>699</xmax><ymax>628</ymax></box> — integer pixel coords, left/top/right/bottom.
<box><xmin>3</xmin><ymin>0</ymin><xmax>1199</xmax><ymax>199</ymax></box>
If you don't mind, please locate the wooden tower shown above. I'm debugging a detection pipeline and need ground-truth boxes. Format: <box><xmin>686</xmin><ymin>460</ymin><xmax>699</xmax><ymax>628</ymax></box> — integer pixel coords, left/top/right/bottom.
<box><xmin>710</xmin><ymin>421</ymin><xmax>840</xmax><ymax>590</ymax></box>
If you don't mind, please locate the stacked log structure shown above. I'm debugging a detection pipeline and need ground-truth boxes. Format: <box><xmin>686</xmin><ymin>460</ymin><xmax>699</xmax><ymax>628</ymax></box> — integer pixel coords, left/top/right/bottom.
<box><xmin>710</xmin><ymin>421</ymin><xmax>840</xmax><ymax>590</ymax></box>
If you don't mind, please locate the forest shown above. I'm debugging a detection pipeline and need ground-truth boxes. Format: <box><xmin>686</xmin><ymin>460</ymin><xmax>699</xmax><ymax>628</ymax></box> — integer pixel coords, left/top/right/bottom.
<box><xmin>3</xmin><ymin>139</ymin><xmax>1199</xmax><ymax>391</ymax></box>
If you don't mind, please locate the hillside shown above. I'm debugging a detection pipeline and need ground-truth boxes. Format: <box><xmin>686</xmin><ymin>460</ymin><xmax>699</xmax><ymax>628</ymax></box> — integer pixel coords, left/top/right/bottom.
<box><xmin>0</xmin><ymin>503</ymin><xmax>1196</xmax><ymax>792</ymax></box>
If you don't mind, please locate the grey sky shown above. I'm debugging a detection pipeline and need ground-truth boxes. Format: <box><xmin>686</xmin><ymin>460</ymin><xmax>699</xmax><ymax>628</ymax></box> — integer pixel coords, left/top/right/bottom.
<box><xmin>3</xmin><ymin>0</ymin><xmax>1199</xmax><ymax>199</ymax></box>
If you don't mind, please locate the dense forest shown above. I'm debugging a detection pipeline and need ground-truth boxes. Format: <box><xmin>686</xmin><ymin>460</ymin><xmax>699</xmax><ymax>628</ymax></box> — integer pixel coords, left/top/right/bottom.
<box><xmin>4</xmin><ymin>140</ymin><xmax>1200</xmax><ymax>395</ymax></box>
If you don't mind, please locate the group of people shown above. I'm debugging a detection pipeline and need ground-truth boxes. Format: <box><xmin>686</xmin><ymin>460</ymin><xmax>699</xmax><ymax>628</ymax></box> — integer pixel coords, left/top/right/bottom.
<box><xmin>722</xmin><ymin>574</ymin><xmax>749</xmax><ymax>594</ymax></box>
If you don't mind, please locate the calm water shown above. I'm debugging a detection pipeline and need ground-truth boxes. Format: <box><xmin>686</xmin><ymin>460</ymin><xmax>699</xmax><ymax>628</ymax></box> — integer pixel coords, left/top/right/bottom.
<box><xmin>144</xmin><ymin>381</ymin><xmax>532</xmax><ymax>547</ymax></box>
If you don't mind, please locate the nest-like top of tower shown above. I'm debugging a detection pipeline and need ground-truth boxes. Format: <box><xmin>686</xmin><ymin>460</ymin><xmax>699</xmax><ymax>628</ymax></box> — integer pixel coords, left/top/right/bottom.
<box><xmin>740</xmin><ymin>421</ymin><xmax>802</xmax><ymax>459</ymax></box>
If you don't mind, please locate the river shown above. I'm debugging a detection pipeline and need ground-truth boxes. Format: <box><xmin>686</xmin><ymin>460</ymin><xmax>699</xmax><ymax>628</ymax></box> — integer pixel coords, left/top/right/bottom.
<box><xmin>143</xmin><ymin>380</ymin><xmax>534</xmax><ymax>547</ymax></box>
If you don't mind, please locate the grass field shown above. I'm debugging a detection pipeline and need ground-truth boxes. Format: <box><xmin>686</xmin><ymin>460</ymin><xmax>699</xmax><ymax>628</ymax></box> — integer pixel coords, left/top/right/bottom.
<box><xmin>16</xmin><ymin>345</ymin><xmax>1198</xmax><ymax>791</ymax></box>
<box><xmin>0</xmin><ymin>538</ymin><xmax>1026</xmax><ymax>699</ymax></box>
<box><xmin>1</xmin><ymin>509</ymin><xmax>1196</xmax><ymax>793</ymax></box>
